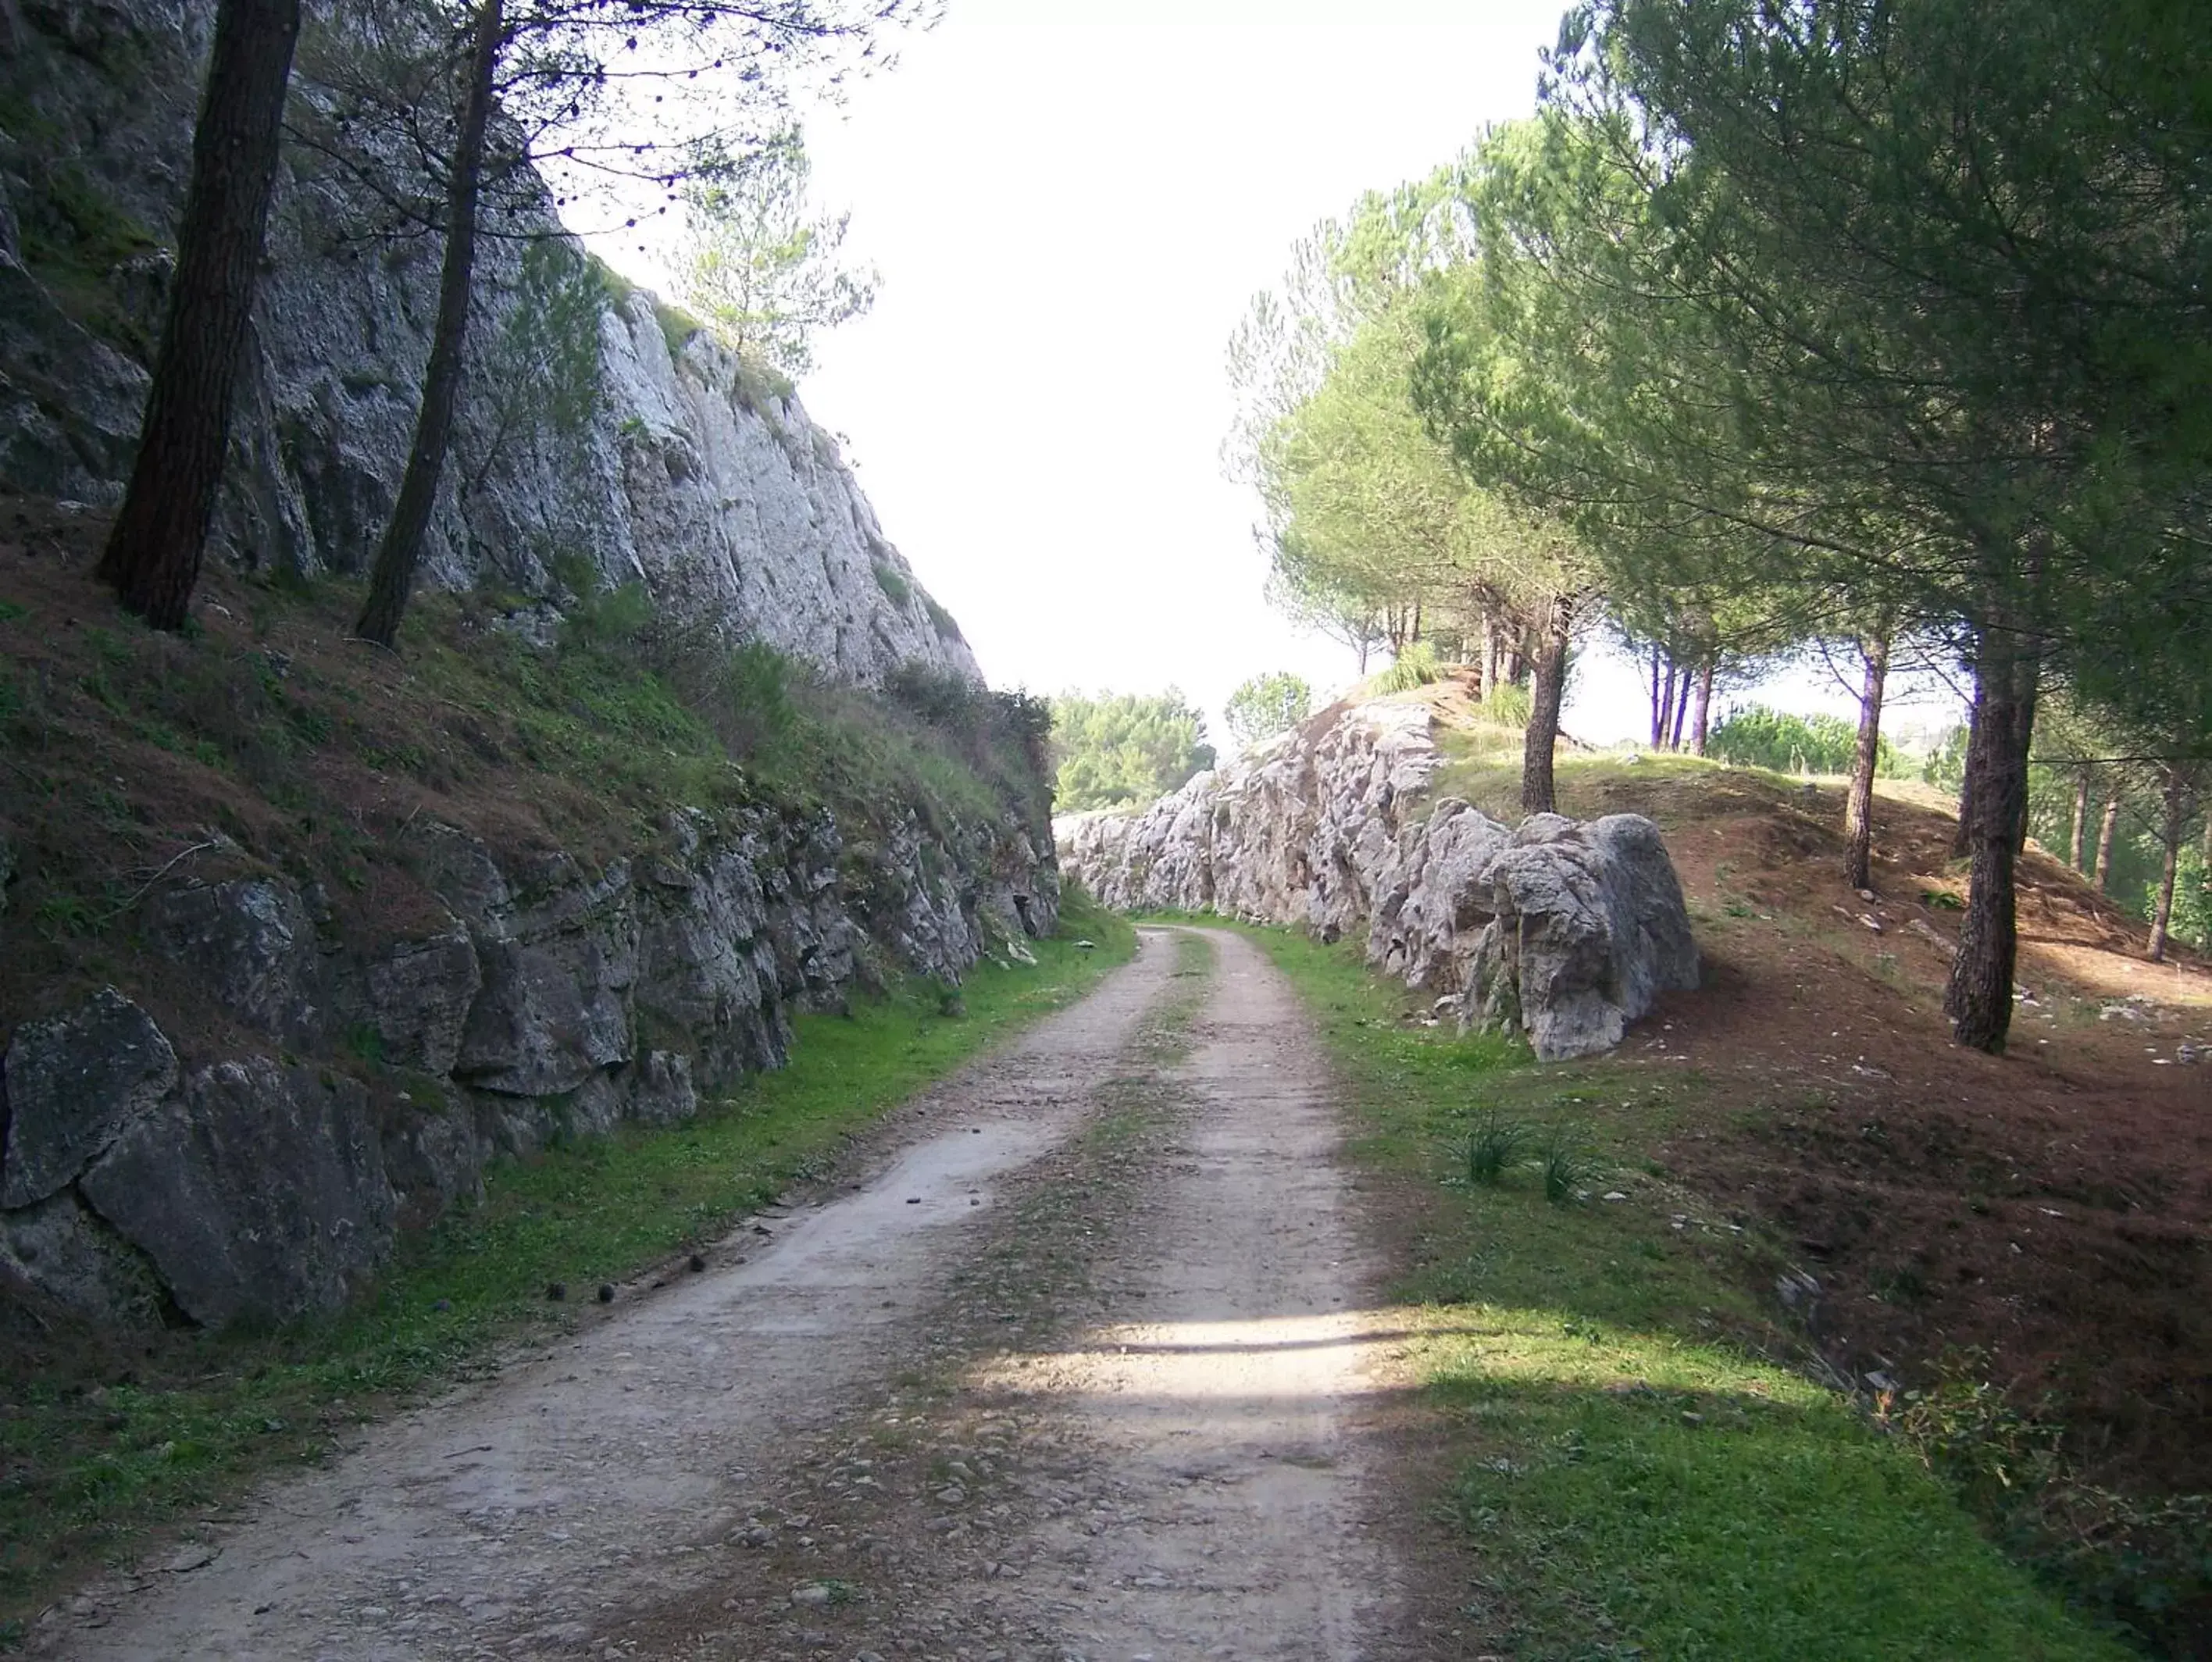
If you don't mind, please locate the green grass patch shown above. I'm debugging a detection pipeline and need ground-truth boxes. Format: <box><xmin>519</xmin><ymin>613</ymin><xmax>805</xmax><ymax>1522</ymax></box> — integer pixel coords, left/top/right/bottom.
<box><xmin>0</xmin><ymin>897</ymin><xmax>1134</xmax><ymax>1628</ymax></box>
<box><xmin>1220</xmin><ymin>921</ymin><xmax>2129</xmax><ymax>1660</ymax></box>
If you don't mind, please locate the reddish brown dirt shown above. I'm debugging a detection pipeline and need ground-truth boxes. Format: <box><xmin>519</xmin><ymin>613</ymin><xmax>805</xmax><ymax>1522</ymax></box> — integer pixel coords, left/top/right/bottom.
<box><xmin>1567</xmin><ymin>765</ymin><xmax>2212</xmax><ymax>1496</ymax></box>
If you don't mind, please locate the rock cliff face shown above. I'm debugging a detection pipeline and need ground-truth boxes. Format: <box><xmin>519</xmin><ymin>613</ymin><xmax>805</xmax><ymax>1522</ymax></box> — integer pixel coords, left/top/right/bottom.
<box><xmin>1</xmin><ymin>805</ymin><xmax>1054</xmax><ymax>1329</ymax></box>
<box><xmin>1056</xmin><ymin>697</ymin><xmax>1699</xmax><ymax>1061</ymax></box>
<box><xmin>0</xmin><ymin>1</ymin><xmax>1065</xmax><ymax>1330</ymax></box>
<box><xmin>0</xmin><ymin>0</ymin><xmax>972</xmax><ymax>687</ymax></box>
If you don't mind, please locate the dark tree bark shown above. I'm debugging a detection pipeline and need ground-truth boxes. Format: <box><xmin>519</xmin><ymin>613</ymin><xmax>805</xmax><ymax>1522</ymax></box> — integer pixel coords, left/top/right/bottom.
<box><xmin>355</xmin><ymin>0</ymin><xmax>505</xmax><ymax>647</ymax></box>
<box><xmin>2068</xmin><ymin>769</ymin><xmax>2092</xmax><ymax>872</ymax></box>
<box><xmin>1648</xmin><ymin>644</ymin><xmax>1665</xmax><ymax>749</ymax></box>
<box><xmin>1522</xmin><ymin>592</ymin><xmax>1575</xmax><ymax>815</ymax></box>
<box><xmin>1950</xmin><ymin>697</ymin><xmax>1978</xmax><ymax>862</ymax></box>
<box><xmin>2010</xmin><ymin>671</ymin><xmax>2040</xmax><ymax>854</ymax></box>
<box><xmin>1946</xmin><ymin>630</ymin><xmax>2037</xmax><ymax>1052</ymax></box>
<box><xmin>1657</xmin><ymin>653</ymin><xmax>1678</xmax><ymax>750</ymax></box>
<box><xmin>1844</xmin><ymin>632</ymin><xmax>1889</xmax><ymax>892</ymax></box>
<box><xmin>2095</xmin><ymin>794</ymin><xmax>2121</xmax><ymax>891</ymax></box>
<box><xmin>1670</xmin><ymin>662</ymin><xmax>1693</xmax><ymax>751</ymax></box>
<box><xmin>1690</xmin><ymin>660</ymin><xmax>1714</xmax><ymax>756</ymax></box>
<box><xmin>96</xmin><ymin>0</ymin><xmax>302</xmax><ymax>629</ymax></box>
<box><xmin>2149</xmin><ymin>767</ymin><xmax>2186</xmax><ymax>962</ymax></box>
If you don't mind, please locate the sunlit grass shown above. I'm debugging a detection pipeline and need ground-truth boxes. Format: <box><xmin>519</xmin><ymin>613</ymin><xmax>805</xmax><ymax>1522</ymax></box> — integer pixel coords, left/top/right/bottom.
<box><xmin>1218</xmin><ymin>919</ymin><xmax>2130</xmax><ymax>1660</ymax></box>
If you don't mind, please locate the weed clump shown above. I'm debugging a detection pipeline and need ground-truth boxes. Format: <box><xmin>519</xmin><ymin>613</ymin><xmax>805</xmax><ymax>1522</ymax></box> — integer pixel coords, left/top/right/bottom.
<box><xmin>1538</xmin><ymin>1125</ymin><xmax>1593</xmax><ymax>1204</ymax></box>
<box><xmin>1467</xmin><ymin>1111</ymin><xmax>1528</xmax><ymax>1185</ymax></box>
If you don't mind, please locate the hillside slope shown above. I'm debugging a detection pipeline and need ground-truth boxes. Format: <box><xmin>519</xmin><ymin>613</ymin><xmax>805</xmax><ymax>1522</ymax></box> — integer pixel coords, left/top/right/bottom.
<box><xmin>1076</xmin><ymin>676</ymin><xmax>2211</xmax><ymax>1564</ymax></box>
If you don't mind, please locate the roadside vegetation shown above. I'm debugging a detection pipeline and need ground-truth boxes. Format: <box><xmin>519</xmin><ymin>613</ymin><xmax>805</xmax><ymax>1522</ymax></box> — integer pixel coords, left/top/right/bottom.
<box><xmin>1233</xmin><ymin>921</ymin><xmax>2135</xmax><ymax>1660</ymax></box>
<box><xmin>0</xmin><ymin>888</ymin><xmax>1133</xmax><ymax>1638</ymax></box>
<box><xmin>0</xmin><ymin>505</ymin><xmax>1051</xmax><ymax>1027</ymax></box>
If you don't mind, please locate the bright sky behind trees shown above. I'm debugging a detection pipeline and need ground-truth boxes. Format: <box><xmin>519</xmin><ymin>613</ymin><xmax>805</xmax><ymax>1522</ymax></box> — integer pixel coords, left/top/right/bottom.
<box><xmin>591</xmin><ymin>0</ymin><xmax>1952</xmax><ymax>749</ymax></box>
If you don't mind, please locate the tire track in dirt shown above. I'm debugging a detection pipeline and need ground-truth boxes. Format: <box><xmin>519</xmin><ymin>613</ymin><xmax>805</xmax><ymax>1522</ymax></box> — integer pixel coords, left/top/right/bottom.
<box><xmin>34</xmin><ymin>936</ymin><xmax>1183</xmax><ymax>1661</ymax></box>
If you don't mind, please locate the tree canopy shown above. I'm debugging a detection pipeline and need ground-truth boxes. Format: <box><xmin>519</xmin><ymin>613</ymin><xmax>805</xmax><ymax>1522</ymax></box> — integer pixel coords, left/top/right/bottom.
<box><xmin>1049</xmin><ymin>691</ymin><xmax>1215</xmax><ymax>815</ymax></box>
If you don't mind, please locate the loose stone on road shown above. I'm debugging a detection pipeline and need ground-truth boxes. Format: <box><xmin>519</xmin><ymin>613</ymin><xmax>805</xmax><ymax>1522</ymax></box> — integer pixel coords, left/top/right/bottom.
<box><xmin>41</xmin><ymin>928</ymin><xmax>1428</xmax><ymax>1660</ymax></box>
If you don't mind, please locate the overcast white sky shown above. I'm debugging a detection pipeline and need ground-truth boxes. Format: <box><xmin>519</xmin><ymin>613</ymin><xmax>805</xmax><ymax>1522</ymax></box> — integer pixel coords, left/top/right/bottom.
<box><xmin>593</xmin><ymin>0</ymin><xmax>1958</xmax><ymax>751</ymax></box>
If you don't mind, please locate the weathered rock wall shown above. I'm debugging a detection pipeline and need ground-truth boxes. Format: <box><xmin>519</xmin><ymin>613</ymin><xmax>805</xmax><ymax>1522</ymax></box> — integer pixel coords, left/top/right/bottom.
<box><xmin>1057</xmin><ymin>697</ymin><xmax>1699</xmax><ymax>1061</ymax></box>
<box><xmin>0</xmin><ymin>804</ymin><xmax>1055</xmax><ymax>1329</ymax></box>
<box><xmin>0</xmin><ymin>0</ymin><xmax>974</xmax><ymax>687</ymax></box>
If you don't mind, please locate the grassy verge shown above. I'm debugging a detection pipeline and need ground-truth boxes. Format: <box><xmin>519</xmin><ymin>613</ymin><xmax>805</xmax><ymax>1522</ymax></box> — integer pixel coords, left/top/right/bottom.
<box><xmin>0</xmin><ymin>897</ymin><xmax>1134</xmax><ymax>1636</ymax></box>
<box><xmin>1217</xmin><ymin>921</ymin><xmax>2130</xmax><ymax>1661</ymax></box>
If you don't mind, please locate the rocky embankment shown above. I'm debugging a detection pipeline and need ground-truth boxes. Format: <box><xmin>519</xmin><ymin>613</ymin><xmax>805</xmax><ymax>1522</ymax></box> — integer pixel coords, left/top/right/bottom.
<box><xmin>0</xmin><ymin>0</ymin><xmax>966</xmax><ymax>686</ymax></box>
<box><xmin>1056</xmin><ymin>697</ymin><xmax>1699</xmax><ymax>1060</ymax></box>
<box><xmin>0</xmin><ymin>804</ymin><xmax>1054</xmax><ymax>1330</ymax></box>
<box><xmin>0</xmin><ymin>0</ymin><xmax>1066</xmax><ymax>1332</ymax></box>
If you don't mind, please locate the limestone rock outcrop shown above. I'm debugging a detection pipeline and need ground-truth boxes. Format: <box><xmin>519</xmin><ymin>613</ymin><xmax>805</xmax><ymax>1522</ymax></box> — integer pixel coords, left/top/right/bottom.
<box><xmin>1058</xmin><ymin>697</ymin><xmax>1698</xmax><ymax>1061</ymax></box>
<box><xmin>0</xmin><ymin>807</ymin><xmax>1057</xmax><ymax>1327</ymax></box>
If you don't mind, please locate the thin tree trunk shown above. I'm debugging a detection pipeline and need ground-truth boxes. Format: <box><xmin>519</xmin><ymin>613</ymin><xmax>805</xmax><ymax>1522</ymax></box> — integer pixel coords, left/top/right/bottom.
<box><xmin>1657</xmin><ymin>654</ymin><xmax>1679</xmax><ymax>751</ymax></box>
<box><xmin>2149</xmin><ymin>768</ymin><xmax>2185</xmax><ymax>962</ymax></box>
<box><xmin>1946</xmin><ymin>631</ymin><xmax>2035</xmax><ymax>1052</ymax></box>
<box><xmin>1844</xmin><ymin>633</ymin><xmax>1890</xmax><ymax>891</ymax></box>
<box><xmin>1648</xmin><ymin>645</ymin><xmax>1665</xmax><ymax>749</ymax></box>
<box><xmin>1522</xmin><ymin>592</ymin><xmax>1574</xmax><ymax>816</ymax></box>
<box><xmin>2095</xmin><ymin>795</ymin><xmax>2120</xmax><ymax>891</ymax></box>
<box><xmin>1479</xmin><ymin>612</ymin><xmax>1497</xmax><ymax>702</ymax></box>
<box><xmin>2069</xmin><ymin>769</ymin><xmax>2092</xmax><ymax>872</ymax></box>
<box><xmin>355</xmin><ymin>0</ymin><xmax>504</xmax><ymax>647</ymax></box>
<box><xmin>2010</xmin><ymin>669</ymin><xmax>2039</xmax><ymax>854</ymax></box>
<box><xmin>97</xmin><ymin>0</ymin><xmax>301</xmax><ymax>629</ymax></box>
<box><xmin>1670</xmin><ymin>663</ymin><xmax>1693</xmax><ymax>751</ymax></box>
<box><xmin>1690</xmin><ymin>660</ymin><xmax>1714</xmax><ymax>756</ymax></box>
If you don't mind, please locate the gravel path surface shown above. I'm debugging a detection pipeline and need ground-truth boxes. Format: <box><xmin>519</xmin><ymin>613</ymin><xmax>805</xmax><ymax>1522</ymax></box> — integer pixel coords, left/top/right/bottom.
<box><xmin>42</xmin><ymin>928</ymin><xmax>1429</xmax><ymax>1661</ymax></box>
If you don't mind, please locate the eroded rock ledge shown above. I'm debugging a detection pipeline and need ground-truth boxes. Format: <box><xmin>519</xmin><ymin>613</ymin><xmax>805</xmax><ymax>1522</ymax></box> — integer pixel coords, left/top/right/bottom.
<box><xmin>1055</xmin><ymin>697</ymin><xmax>1698</xmax><ymax>1061</ymax></box>
<box><xmin>0</xmin><ymin>808</ymin><xmax>1053</xmax><ymax>1329</ymax></box>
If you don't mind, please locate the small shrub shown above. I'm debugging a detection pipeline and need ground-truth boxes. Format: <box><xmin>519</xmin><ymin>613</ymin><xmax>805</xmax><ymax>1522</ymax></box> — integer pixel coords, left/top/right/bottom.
<box><xmin>653</xmin><ymin>298</ymin><xmax>705</xmax><ymax>362</ymax></box>
<box><xmin>871</xmin><ymin>558</ymin><xmax>912</xmax><ymax>606</ymax></box>
<box><xmin>559</xmin><ymin>581</ymin><xmax>653</xmax><ymax>653</ymax></box>
<box><xmin>1467</xmin><ymin>1111</ymin><xmax>1528</xmax><ymax>1185</ymax></box>
<box><xmin>1485</xmin><ymin>681</ymin><xmax>1532</xmax><ymax>727</ymax></box>
<box><xmin>1373</xmin><ymin>640</ymin><xmax>1440</xmax><ymax>695</ymax></box>
<box><xmin>923</xmin><ymin>594</ymin><xmax>962</xmax><ymax>643</ymax></box>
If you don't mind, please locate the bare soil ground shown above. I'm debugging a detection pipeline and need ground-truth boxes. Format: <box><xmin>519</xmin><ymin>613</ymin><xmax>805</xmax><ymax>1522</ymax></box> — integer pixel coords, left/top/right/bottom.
<box><xmin>1551</xmin><ymin>758</ymin><xmax>2212</xmax><ymax>1498</ymax></box>
<box><xmin>27</xmin><ymin>928</ymin><xmax>1452</xmax><ymax>1660</ymax></box>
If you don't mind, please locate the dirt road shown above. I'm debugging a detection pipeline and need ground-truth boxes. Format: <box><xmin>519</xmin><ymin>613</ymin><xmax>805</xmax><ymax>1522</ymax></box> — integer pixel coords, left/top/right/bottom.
<box><xmin>44</xmin><ymin>929</ymin><xmax>1428</xmax><ymax>1660</ymax></box>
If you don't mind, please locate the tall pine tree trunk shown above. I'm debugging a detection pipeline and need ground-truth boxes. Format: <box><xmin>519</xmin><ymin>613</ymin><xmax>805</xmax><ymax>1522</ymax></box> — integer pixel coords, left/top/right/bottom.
<box><xmin>1690</xmin><ymin>660</ymin><xmax>1714</xmax><ymax>755</ymax></box>
<box><xmin>1670</xmin><ymin>665</ymin><xmax>1692</xmax><ymax>751</ymax></box>
<box><xmin>97</xmin><ymin>0</ymin><xmax>301</xmax><ymax>629</ymax></box>
<box><xmin>1844</xmin><ymin>632</ymin><xmax>1889</xmax><ymax>892</ymax></box>
<box><xmin>2069</xmin><ymin>769</ymin><xmax>2092</xmax><ymax>871</ymax></box>
<box><xmin>2095</xmin><ymin>795</ymin><xmax>2120</xmax><ymax>891</ymax></box>
<box><xmin>2149</xmin><ymin>768</ymin><xmax>2185</xmax><ymax>962</ymax></box>
<box><xmin>1479</xmin><ymin>613</ymin><xmax>1497</xmax><ymax>702</ymax></box>
<box><xmin>1522</xmin><ymin>593</ymin><xmax>1574</xmax><ymax>815</ymax></box>
<box><xmin>1946</xmin><ymin>628</ymin><xmax>2035</xmax><ymax>1051</ymax></box>
<box><xmin>355</xmin><ymin>0</ymin><xmax>504</xmax><ymax>647</ymax></box>
<box><xmin>1951</xmin><ymin>699</ymin><xmax>1978</xmax><ymax>861</ymax></box>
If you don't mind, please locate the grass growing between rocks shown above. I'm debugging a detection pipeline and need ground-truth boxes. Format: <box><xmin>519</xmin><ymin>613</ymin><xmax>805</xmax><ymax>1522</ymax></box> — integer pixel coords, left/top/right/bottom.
<box><xmin>1224</xmin><ymin>922</ymin><xmax>2130</xmax><ymax>1661</ymax></box>
<box><xmin>0</xmin><ymin>898</ymin><xmax>1133</xmax><ymax>1640</ymax></box>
